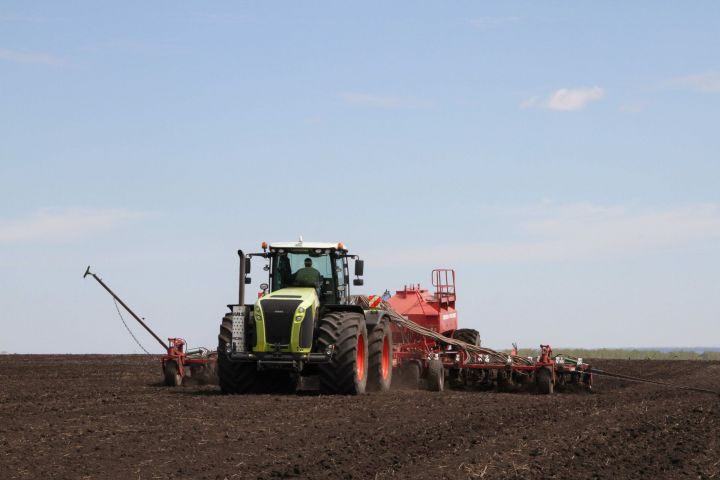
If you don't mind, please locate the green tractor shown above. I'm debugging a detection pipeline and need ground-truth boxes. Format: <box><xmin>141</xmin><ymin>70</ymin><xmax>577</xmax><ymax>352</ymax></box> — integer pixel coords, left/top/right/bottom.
<box><xmin>218</xmin><ymin>240</ymin><xmax>393</xmax><ymax>395</ymax></box>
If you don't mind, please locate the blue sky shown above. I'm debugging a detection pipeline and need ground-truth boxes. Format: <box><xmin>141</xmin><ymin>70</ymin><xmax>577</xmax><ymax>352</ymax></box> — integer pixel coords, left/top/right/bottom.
<box><xmin>1</xmin><ymin>2</ymin><xmax>719</xmax><ymax>353</ymax></box>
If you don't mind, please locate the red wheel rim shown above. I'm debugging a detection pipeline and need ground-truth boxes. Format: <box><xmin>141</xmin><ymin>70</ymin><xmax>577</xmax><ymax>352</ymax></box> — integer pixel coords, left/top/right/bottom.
<box><xmin>381</xmin><ymin>335</ymin><xmax>390</xmax><ymax>380</ymax></box>
<box><xmin>356</xmin><ymin>334</ymin><xmax>366</xmax><ymax>380</ymax></box>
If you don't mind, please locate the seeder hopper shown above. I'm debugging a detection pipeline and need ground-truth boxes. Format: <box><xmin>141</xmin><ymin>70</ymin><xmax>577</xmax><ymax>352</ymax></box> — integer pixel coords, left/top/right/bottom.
<box><xmin>352</xmin><ymin>269</ymin><xmax>593</xmax><ymax>394</ymax></box>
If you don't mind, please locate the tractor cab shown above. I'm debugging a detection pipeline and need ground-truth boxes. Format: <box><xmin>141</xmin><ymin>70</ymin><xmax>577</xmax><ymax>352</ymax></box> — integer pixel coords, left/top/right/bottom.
<box><xmin>264</xmin><ymin>241</ymin><xmax>363</xmax><ymax>307</ymax></box>
<box><xmin>234</xmin><ymin>240</ymin><xmax>365</xmax><ymax>356</ymax></box>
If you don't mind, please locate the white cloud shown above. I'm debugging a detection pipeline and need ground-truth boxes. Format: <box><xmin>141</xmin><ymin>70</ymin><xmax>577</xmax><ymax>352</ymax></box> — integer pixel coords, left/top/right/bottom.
<box><xmin>521</xmin><ymin>86</ymin><xmax>605</xmax><ymax>111</ymax></box>
<box><xmin>0</xmin><ymin>48</ymin><xmax>63</xmax><ymax>66</ymax></box>
<box><xmin>667</xmin><ymin>72</ymin><xmax>720</xmax><ymax>93</ymax></box>
<box><xmin>0</xmin><ymin>208</ymin><xmax>146</xmax><ymax>243</ymax></box>
<box><xmin>371</xmin><ymin>203</ymin><xmax>720</xmax><ymax>265</ymax></box>
<box><xmin>340</xmin><ymin>93</ymin><xmax>432</xmax><ymax>109</ymax></box>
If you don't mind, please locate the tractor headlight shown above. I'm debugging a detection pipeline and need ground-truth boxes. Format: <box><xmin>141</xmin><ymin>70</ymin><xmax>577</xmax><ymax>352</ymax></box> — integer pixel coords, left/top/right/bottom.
<box><xmin>296</xmin><ymin>315</ymin><xmax>303</xmax><ymax>322</ymax></box>
<box><xmin>297</xmin><ymin>306</ymin><xmax>305</xmax><ymax>314</ymax></box>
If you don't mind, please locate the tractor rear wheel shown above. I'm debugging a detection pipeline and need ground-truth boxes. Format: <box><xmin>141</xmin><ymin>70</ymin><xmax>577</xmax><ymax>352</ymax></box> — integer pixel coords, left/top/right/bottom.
<box><xmin>218</xmin><ymin>314</ymin><xmax>257</xmax><ymax>394</ymax></box>
<box><xmin>453</xmin><ymin>328</ymin><xmax>481</xmax><ymax>347</ymax></box>
<box><xmin>536</xmin><ymin>367</ymin><xmax>554</xmax><ymax>395</ymax></box>
<box><xmin>427</xmin><ymin>358</ymin><xmax>445</xmax><ymax>392</ymax></box>
<box><xmin>164</xmin><ymin>361</ymin><xmax>182</xmax><ymax>386</ymax></box>
<box><xmin>367</xmin><ymin>319</ymin><xmax>393</xmax><ymax>392</ymax></box>
<box><xmin>316</xmin><ymin>311</ymin><xmax>368</xmax><ymax>395</ymax></box>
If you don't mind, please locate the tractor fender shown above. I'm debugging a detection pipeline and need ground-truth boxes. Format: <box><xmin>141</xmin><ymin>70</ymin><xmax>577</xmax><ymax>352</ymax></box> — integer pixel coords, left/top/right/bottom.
<box><xmin>363</xmin><ymin>309</ymin><xmax>392</xmax><ymax>328</ymax></box>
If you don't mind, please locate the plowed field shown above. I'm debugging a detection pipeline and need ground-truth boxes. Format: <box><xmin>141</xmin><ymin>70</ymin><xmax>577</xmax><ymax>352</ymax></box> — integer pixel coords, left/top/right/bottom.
<box><xmin>1</xmin><ymin>356</ymin><xmax>718</xmax><ymax>479</ymax></box>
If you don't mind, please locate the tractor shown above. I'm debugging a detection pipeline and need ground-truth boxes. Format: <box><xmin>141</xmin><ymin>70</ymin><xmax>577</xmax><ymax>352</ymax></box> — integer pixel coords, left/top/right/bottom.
<box><xmin>218</xmin><ymin>240</ymin><xmax>393</xmax><ymax>395</ymax></box>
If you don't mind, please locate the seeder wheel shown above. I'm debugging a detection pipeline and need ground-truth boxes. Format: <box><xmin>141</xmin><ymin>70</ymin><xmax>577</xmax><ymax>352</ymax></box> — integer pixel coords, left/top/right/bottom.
<box><xmin>397</xmin><ymin>362</ymin><xmax>421</xmax><ymax>390</ymax></box>
<box><xmin>427</xmin><ymin>358</ymin><xmax>445</xmax><ymax>392</ymax></box>
<box><xmin>164</xmin><ymin>361</ymin><xmax>182</xmax><ymax>387</ymax></box>
<box><xmin>536</xmin><ymin>367</ymin><xmax>554</xmax><ymax>395</ymax></box>
<box><xmin>452</xmin><ymin>328</ymin><xmax>481</xmax><ymax>347</ymax></box>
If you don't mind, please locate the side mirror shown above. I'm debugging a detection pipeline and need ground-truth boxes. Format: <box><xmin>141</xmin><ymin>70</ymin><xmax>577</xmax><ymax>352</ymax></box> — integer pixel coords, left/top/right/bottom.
<box><xmin>245</xmin><ymin>258</ymin><xmax>251</xmax><ymax>274</ymax></box>
<box><xmin>245</xmin><ymin>277</ymin><xmax>252</xmax><ymax>284</ymax></box>
<box><xmin>353</xmin><ymin>279</ymin><xmax>364</xmax><ymax>286</ymax></box>
<box><xmin>354</xmin><ymin>259</ymin><xmax>364</xmax><ymax>276</ymax></box>
<box><xmin>259</xmin><ymin>283</ymin><xmax>269</xmax><ymax>292</ymax></box>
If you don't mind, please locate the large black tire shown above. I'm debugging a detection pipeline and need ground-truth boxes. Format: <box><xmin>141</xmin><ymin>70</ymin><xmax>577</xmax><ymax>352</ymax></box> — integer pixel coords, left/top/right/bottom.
<box><xmin>536</xmin><ymin>367</ymin><xmax>554</xmax><ymax>395</ymax></box>
<box><xmin>453</xmin><ymin>328</ymin><xmax>481</xmax><ymax>347</ymax></box>
<box><xmin>317</xmin><ymin>311</ymin><xmax>368</xmax><ymax>395</ymax></box>
<box><xmin>164</xmin><ymin>361</ymin><xmax>182</xmax><ymax>387</ymax></box>
<box><xmin>218</xmin><ymin>314</ymin><xmax>257</xmax><ymax>394</ymax></box>
<box><xmin>427</xmin><ymin>358</ymin><xmax>445</xmax><ymax>392</ymax></box>
<box><xmin>367</xmin><ymin>319</ymin><xmax>393</xmax><ymax>392</ymax></box>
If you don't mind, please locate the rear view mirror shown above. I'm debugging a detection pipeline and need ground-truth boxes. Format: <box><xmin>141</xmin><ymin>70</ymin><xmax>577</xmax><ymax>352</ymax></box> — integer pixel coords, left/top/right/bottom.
<box><xmin>245</xmin><ymin>258</ymin><xmax>252</xmax><ymax>274</ymax></box>
<box><xmin>354</xmin><ymin>259</ymin><xmax>364</xmax><ymax>276</ymax></box>
<box><xmin>245</xmin><ymin>277</ymin><xmax>252</xmax><ymax>284</ymax></box>
<box><xmin>353</xmin><ymin>279</ymin><xmax>364</xmax><ymax>286</ymax></box>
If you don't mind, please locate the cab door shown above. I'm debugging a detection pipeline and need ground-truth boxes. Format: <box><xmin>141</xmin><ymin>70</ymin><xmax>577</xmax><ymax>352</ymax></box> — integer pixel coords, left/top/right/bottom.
<box><xmin>335</xmin><ymin>256</ymin><xmax>349</xmax><ymax>304</ymax></box>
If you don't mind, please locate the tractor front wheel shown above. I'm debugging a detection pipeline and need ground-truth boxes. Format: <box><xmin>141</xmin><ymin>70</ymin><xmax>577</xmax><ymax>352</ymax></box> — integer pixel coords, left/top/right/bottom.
<box><xmin>367</xmin><ymin>319</ymin><xmax>393</xmax><ymax>392</ymax></box>
<box><xmin>317</xmin><ymin>311</ymin><xmax>368</xmax><ymax>395</ymax></box>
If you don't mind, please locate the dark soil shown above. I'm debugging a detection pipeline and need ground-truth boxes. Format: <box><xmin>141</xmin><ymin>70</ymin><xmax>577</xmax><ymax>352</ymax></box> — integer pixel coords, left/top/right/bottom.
<box><xmin>1</xmin><ymin>356</ymin><xmax>718</xmax><ymax>479</ymax></box>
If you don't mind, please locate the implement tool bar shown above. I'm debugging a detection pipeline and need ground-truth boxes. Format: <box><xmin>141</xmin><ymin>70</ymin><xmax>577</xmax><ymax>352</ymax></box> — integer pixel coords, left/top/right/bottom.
<box><xmin>588</xmin><ymin>368</ymin><xmax>720</xmax><ymax>397</ymax></box>
<box><xmin>84</xmin><ymin>266</ymin><xmax>168</xmax><ymax>350</ymax></box>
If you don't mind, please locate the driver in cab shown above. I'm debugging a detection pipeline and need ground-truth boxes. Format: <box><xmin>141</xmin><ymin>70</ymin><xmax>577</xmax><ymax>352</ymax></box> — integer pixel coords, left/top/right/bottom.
<box><xmin>294</xmin><ymin>257</ymin><xmax>321</xmax><ymax>287</ymax></box>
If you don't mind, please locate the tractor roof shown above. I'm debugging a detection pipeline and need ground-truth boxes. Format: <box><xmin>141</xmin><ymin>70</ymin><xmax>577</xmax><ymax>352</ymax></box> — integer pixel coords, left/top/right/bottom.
<box><xmin>269</xmin><ymin>241</ymin><xmax>347</xmax><ymax>251</ymax></box>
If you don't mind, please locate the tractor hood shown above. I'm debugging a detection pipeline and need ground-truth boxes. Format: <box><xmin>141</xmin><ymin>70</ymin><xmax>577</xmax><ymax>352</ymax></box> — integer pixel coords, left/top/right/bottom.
<box><xmin>253</xmin><ymin>287</ymin><xmax>318</xmax><ymax>353</ymax></box>
<box><xmin>260</xmin><ymin>287</ymin><xmax>318</xmax><ymax>305</ymax></box>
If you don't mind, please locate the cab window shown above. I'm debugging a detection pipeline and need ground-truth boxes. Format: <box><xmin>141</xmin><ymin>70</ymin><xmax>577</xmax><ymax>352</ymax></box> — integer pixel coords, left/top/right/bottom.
<box><xmin>272</xmin><ymin>251</ymin><xmax>332</xmax><ymax>290</ymax></box>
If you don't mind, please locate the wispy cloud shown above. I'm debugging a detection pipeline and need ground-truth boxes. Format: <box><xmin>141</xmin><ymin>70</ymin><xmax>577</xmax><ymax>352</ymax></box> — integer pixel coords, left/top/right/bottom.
<box><xmin>468</xmin><ymin>16</ymin><xmax>520</xmax><ymax>29</ymax></box>
<box><xmin>0</xmin><ymin>208</ymin><xmax>146</xmax><ymax>243</ymax></box>
<box><xmin>372</xmin><ymin>203</ymin><xmax>720</xmax><ymax>265</ymax></box>
<box><xmin>340</xmin><ymin>93</ymin><xmax>432</xmax><ymax>109</ymax></box>
<box><xmin>667</xmin><ymin>72</ymin><xmax>720</xmax><ymax>93</ymax></box>
<box><xmin>0</xmin><ymin>48</ymin><xmax>63</xmax><ymax>66</ymax></box>
<box><xmin>521</xmin><ymin>86</ymin><xmax>605</xmax><ymax>111</ymax></box>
